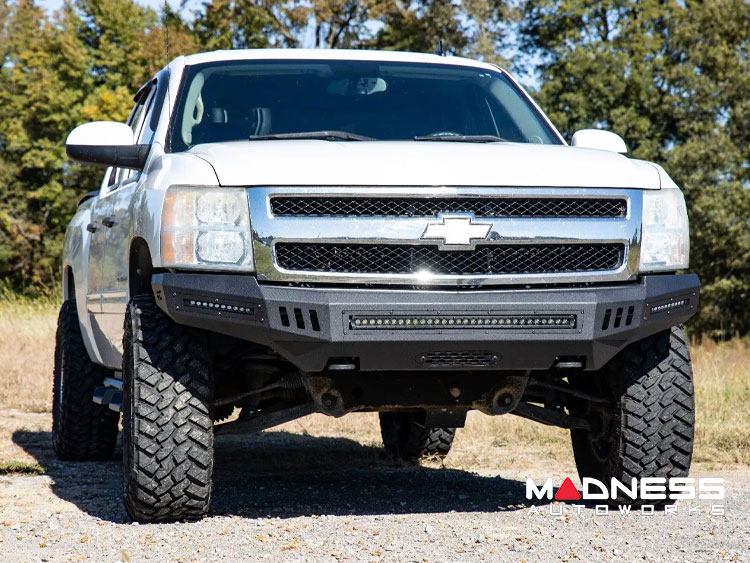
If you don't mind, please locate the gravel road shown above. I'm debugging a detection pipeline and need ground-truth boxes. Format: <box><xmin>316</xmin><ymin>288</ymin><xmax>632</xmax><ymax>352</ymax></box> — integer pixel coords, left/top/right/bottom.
<box><xmin>1</xmin><ymin>413</ymin><xmax>748</xmax><ymax>563</ymax></box>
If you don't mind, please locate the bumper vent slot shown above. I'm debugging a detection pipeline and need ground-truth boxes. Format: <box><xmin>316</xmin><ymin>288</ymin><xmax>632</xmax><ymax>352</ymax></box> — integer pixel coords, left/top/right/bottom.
<box><xmin>271</xmin><ymin>197</ymin><xmax>627</xmax><ymax>218</ymax></box>
<box><xmin>279</xmin><ymin>306</ymin><xmax>322</xmax><ymax>332</ymax></box>
<box><xmin>276</xmin><ymin>243</ymin><xmax>624</xmax><ymax>276</ymax></box>
<box><xmin>602</xmin><ymin>305</ymin><xmax>636</xmax><ymax>331</ymax></box>
<box><xmin>420</xmin><ymin>351</ymin><xmax>499</xmax><ymax>368</ymax></box>
<box><xmin>309</xmin><ymin>309</ymin><xmax>321</xmax><ymax>332</ymax></box>
<box><xmin>294</xmin><ymin>308</ymin><xmax>305</xmax><ymax>329</ymax></box>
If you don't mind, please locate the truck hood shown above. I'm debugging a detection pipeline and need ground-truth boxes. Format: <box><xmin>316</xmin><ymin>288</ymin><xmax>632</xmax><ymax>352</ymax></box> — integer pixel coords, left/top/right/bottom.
<box><xmin>189</xmin><ymin>140</ymin><xmax>662</xmax><ymax>189</ymax></box>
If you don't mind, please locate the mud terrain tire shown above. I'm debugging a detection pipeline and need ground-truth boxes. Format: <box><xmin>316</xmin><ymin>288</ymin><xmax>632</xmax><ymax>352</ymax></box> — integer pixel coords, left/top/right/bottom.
<box><xmin>379</xmin><ymin>412</ymin><xmax>456</xmax><ymax>461</ymax></box>
<box><xmin>52</xmin><ymin>300</ymin><xmax>119</xmax><ymax>460</ymax></box>
<box><xmin>570</xmin><ymin>325</ymin><xmax>695</xmax><ymax>504</ymax></box>
<box><xmin>122</xmin><ymin>294</ymin><xmax>214</xmax><ymax>522</ymax></box>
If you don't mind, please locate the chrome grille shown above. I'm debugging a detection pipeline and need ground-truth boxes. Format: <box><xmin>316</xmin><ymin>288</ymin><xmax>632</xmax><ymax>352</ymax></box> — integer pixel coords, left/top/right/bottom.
<box><xmin>275</xmin><ymin>243</ymin><xmax>624</xmax><ymax>275</ymax></box>
<box><xmin>270</xmin><ymin>196</ymin><xmax>627</xmax><ymax>218</ymax></box>
<box><xmin>249</xmin><ymin>187</ymin><xmax>641</xmax><ymax>287</ymax></box>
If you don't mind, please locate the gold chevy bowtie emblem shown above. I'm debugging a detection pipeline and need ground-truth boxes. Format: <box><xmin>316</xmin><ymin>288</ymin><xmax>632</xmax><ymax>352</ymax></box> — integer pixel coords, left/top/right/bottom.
<box><xmin>421</xmin><ymin>213</ymin><xmax>492</xmax><ymax>250</ymax></box>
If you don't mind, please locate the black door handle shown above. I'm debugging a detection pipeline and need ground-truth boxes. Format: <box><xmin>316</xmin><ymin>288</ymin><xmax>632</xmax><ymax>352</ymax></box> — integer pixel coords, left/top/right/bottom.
<box><xmin>86</xmin><ymin>222</ymin><xmax>98</xmax><ymax>233</ymax></box>
<box><xmin>102</xmin><ymin>217</ymin><xmax>115</xmax><ymax>228</ymax></box>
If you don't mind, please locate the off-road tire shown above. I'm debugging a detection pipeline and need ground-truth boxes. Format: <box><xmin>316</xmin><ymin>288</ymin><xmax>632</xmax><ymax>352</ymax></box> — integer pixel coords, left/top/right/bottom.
<box><xmin>379</xmin><ymin>412</ymin><xmax>456</xmax><ymax>461</ymax></box>
<box><xmin>570</xmin><ymin>325</ymin><xmax>695</xmax><ymax>504</ymax></box>
<box><xmin>52</xmin><ymin>300</ymin><xmax>119</xmax><ymax>460</ymax></box>
<box><xmin>122</xmin><ymin>294</ymin><xmax>214</xmax><ymax>522</ymax></box>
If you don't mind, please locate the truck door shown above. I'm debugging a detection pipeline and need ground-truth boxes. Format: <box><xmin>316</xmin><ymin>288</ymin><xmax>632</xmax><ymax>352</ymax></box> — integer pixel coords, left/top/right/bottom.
<box><xmin>98</xmin><ymin>78</ymin><xmax>161</xmax><ymax>362</ymax></box>
<box><xmin>85</xmin><ymin>169</ymin><xmax>115</xmax><ymax>365</ymax></box>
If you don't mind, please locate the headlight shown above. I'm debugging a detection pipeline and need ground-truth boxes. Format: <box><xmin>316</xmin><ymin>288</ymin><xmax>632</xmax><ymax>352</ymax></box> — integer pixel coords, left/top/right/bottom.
<box><xmin>639</xmin><ymin>188</ymin><xmax>689</xmax><ymax>272</ymax></box>
<box><xmin>161</xmin><ymin>186</ymin><xmax>253</xmax><ymax>271</ymax></box>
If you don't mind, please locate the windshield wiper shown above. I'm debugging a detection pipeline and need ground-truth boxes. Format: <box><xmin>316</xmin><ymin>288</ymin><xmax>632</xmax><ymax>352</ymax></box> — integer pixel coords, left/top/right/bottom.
<box><xmin>413</xmin><ymin>134</ymin><xmax>507</xmax><ymax>143</ymax></box>
<box><xmin>248</xmin><ymin>130</ymin><xmax>374</xmax><ymax>141</ymax></box>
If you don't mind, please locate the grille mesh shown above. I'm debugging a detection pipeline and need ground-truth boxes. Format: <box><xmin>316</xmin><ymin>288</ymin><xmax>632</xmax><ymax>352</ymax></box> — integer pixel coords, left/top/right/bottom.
<box><xmin>270</xmin><ymin>197</ymin><xmax>626</xmax><ymax>218</ymax></box>
<box><xmin>275</xmin><ymin>243</ymin><xmax>624</xmax><ymax>275</ymax></box>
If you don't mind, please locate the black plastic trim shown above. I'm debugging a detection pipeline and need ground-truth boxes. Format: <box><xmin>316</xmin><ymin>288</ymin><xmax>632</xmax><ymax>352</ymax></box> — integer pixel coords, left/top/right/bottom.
<box><xmin>66</xmin><ymin>144</ymin><xmax>150</xmax><ymax>170</ymax></box>
<box><xmin>77</xmin><ymin>190</ymin><xmax>99</xmax><ymax>207</ymax></box>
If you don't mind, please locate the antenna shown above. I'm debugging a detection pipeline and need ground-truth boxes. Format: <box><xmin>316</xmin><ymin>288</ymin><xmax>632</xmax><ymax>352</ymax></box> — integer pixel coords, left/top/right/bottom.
<box><xmin>435</xmin><ymin>40</ymin><xmax>445</xmax><ymax>57</ymax></box>
<box><xmin>164</xmin><ymin>0</ymin><xmax>170</xmax><ymax>64</ymax></box>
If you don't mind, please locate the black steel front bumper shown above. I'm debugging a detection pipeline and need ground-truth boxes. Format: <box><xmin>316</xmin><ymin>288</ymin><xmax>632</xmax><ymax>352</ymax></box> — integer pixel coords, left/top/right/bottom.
<box><xmin>152</xmin><ymin>273</ymin><xmax>699</xmax><ymax>372</ymax></box>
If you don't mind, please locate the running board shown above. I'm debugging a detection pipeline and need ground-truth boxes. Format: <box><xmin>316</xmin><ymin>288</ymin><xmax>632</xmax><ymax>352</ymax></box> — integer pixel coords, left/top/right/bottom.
<box><xmin>93</xmin><ymin>377</ymin><xmax>123</xmax><ymax>413</ymax></box>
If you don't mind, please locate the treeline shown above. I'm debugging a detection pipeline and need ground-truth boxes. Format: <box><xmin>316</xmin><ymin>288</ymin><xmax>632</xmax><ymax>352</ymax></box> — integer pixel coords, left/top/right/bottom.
<box><xmin>0</xmin><ymin>0</ymin><xmax>748</xmax><ymax>337</ymax></box>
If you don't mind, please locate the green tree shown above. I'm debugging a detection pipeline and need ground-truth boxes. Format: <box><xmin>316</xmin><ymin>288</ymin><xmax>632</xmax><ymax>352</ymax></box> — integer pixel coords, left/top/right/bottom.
<box><xmin>374</xmin><ymin>0</ymin><xmax>512</xmax><ymax>65</ymax></box>
<box><xmin>191</xmin><ymin>0</ymin><xmax>308</xmax><ymax>49</ymax></box>
<box><xmin>521</xmin><ymin>0</ymin><xmax>750</xmax><ymax>338</ymax></box>
<box><xmin>190</xmin><ymin>1</ymin><xmax>515</xmax><ymax>58</ymax></box>
<box><xmin>0</xmin><ymin>0</ymin><xmax>73</xmax><ymax>291</ymax></box>
<box><xmin>375</xmin><ymin>0</ymin><xmax>470</xmax><ymax>54</ymax></box>
<box><xmin>0</xmin><ymin>0</ymin><xmax>196</xmax><ymax>293</ymax></box>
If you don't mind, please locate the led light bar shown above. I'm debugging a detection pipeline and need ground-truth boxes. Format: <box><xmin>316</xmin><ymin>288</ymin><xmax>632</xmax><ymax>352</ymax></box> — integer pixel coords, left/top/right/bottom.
<box><xmin>183</xmin><ymin>298</ymin><xmax>255</xmax><ymax>315</ymax></box>
<box><xmin>349</xmin><ymin>314</ymin><xmax>576</xmax><ymax>330</ymax></box>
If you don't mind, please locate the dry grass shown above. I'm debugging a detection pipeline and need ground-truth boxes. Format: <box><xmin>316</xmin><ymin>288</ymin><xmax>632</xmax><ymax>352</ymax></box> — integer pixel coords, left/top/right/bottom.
<box><xmin>0</xmin><ymin>298</ymin><xmax>747</xmax><ymax>470</ymax></box>
<box><xmin>273</xmin><ymin>410</ymin><xmax>576</xmax><ymax>474</ymax></box>
<box><xmin>0</xmin><ymin>295</ymin><xmax>58</xmax><ymax>412</ymax></box>
<box><xmin>691</xmin><ymin>338</ymin><xmax>750</xmax><ymax>468</ymax></box>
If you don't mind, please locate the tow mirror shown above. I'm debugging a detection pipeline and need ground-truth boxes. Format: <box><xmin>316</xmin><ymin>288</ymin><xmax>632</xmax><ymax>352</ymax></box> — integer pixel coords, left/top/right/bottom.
<box><xmin>66</xmin><ymin>121</ymin><xmax>149</xmax><ymax>170</ymax></box>
<box><xmin>571</xmin><ymin>129</ymin><xmax>628</xmax><ymax>154</ymax></box>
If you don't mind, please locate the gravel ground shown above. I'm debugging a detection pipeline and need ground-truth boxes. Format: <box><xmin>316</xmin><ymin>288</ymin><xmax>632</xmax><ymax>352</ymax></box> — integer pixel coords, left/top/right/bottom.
<box><xmin>1</xmin><ymin>414</ymin><xmax>748</xmax><ymax>563</ymax></box>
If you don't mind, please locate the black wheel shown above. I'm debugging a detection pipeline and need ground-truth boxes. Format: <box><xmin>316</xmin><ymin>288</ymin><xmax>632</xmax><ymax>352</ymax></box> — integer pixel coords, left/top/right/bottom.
<box><xmin>52</xmin><ymin>300</ymin><xmax>119</xmax><ymax>460</ymax></box>
<box><xmin>122</xmin><ymin>294</ymin><xmax>214</xmax><ymax>522</ymax></box>
<box><xmin>379</xmin><ymin>412</ymin><xmax>456</xmax><ymax>461</ymax></box>
<box><xmin>570</xmin><ymin>326</ymin><xmax>695</xmax><ymax>504</ymax></box>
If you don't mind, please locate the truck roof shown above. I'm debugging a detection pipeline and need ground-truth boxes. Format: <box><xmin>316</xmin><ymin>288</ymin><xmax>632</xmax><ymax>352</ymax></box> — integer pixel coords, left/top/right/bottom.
<box><xmin>179</xmin><ymin>48</ymin><xmax>502</xmax><ymax>73</ymax></box>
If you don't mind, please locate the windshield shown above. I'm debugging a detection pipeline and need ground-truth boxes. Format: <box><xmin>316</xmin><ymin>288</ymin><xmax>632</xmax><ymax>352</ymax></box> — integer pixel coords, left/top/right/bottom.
<box><xmin>169</xmin><ymin>59</ymin><xmax>562</xmax><ymax>151</ymax></box>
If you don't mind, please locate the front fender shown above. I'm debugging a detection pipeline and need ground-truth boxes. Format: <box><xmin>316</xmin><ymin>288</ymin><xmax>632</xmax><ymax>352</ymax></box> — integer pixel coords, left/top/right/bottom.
<box><xmin>129</xmin><ymin>148</ymin><xmax>220</xmax><ymax>275</ymax></box>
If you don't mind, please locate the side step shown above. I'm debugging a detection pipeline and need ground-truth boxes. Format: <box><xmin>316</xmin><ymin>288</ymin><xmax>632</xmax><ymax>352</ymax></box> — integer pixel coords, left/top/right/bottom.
<box><xmin>93</xmin><ymin>376</ymin><xmax>123</xmax><ymax>413</ymax></box>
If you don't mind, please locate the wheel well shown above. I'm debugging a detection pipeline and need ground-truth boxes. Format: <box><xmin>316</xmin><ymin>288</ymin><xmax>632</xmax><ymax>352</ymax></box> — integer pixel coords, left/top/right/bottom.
<box><xmin>129</xmin><ymin>238</ymin><xmax>154</xmax><ymax>298</ymax></box>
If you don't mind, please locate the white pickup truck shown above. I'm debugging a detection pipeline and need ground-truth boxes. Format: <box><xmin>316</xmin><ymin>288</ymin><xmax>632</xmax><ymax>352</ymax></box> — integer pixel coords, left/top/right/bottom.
<box><xmin>56</xmin><ymin>49</ymin><xmax>699</xmax><ymax>522</ymax></box>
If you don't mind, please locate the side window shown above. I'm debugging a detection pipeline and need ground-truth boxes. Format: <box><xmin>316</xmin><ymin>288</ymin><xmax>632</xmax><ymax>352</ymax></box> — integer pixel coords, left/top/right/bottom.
<box><xmin>139</xmin><ymin>73</ymin><xmax>168</xmax><ymax>146</ymax></box>
<box><xmin>106</xmin><ymin>166</ymin><xmax>118</xmax><ymax>187</ymax></box>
